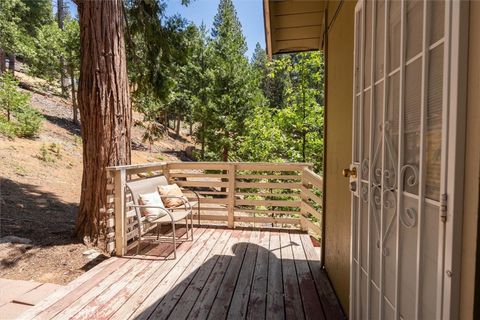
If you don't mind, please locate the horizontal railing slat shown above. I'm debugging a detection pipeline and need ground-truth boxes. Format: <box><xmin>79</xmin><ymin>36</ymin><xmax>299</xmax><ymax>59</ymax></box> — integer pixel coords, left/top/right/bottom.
<box><xmin>236</xmin><ymin>182</ymin><xmax>302</xmax><ymax>189</ymax></box>
<box><xmin>300</xmin><ymin>185</ymin><xmax>323</xmax><ymax>205</ymax></box>
<box><xmin>302</xmin><ymin>168</ymin><xmax>323</xmax><ymax>190</ymax></box>
<box><xmin>234</xmin><ymin>216</ymin><xmax>301</xmax><ymax>225</ymax></box>
<box><xmin>236</xmin><ymin>209</ymin><xmax>300</xmax><ymax>215</ymax></box>
<box><xmin>175</xmin><ymin>180</ymin><xmax>229</xmax><ymax>188</ymax></box>
<box><xmin>235</xmin><ymin>174</ymin><xmax>301</xmax><ymax>180</ymax></box>
<box><xmin>301</xmin><ymin>216</ymin><xmax>321</xmax><ymax>235</ymax></box>
<box><xmin>236</xmin><ymin>199</ymin><xmax>302</xmax><ymax>208</ymax></box>
<box><xmin>301</xmin><ymin>201</ymin><xmax>321</xmax><ymax>220</ymax></box>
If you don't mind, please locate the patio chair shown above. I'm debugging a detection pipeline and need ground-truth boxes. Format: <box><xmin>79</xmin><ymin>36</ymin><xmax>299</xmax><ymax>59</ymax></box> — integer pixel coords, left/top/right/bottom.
<box><xmin>126</xmin><ymin>175</ymin><xmax>198</xmax><ymax>258</ymax></box>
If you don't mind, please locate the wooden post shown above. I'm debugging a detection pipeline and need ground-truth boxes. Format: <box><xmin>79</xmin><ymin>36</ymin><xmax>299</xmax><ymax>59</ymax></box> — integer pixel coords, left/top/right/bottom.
<box><xmin>227</xmin><ymin>163</ymin><xmax>236</xmax><ymax>228</ymax></box>
<box><xmin>163</xmin><ymin>163</ymin><xmax>171</xmax><ymax>183</ymax></box>
<box><xmin>114</xmin><ymin>169</ymin><xmax>126</xmax><ymax>256</ymax></box>
<box><xmin>299</xmin><ymin>167</ymin><xmax>308</xmax><ymax>232</ymax></box>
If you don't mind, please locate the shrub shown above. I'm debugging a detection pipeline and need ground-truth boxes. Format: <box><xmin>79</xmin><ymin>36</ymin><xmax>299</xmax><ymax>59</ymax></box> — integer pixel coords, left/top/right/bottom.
<box><xmin>37</xmin><ymin>142</ymin><xmax>62</xmax><ymax>163</ymax></box>
<box><xmin>14</xmin><ymin>107</ymin><xmax>43</xmax><ymax>138</ymax></box>
<box><xmin>0</xmin><ymin>116</ymin><xmax>17</xmax><ymax>138</ymax></box>
<box><xmin>0</xmin><ymin>72</ymin><xmax>43</xmax><ymax>138</ymax></box>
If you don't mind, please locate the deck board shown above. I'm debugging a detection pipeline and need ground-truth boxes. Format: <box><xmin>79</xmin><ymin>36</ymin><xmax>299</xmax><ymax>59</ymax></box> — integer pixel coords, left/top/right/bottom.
<box><xmin>246</xmin><ymin>230</ymin><xmax>270</xmax><ymax>320</ymax></box>
<box><xmin>280</xmin><ymin>232</ymin><xmax>305</xmax><ymax>320</ymax></box>
<box><xmin>19</xmin><ymin>227</ymin><xmax>344</xmax><ymax>320</ymax></box>
<box><xmin>187</xmin><ymin>229</ymin><xmax>243</xmax><ymax>319</ymax></box>
<box><xmin>207</xmin><ymin>230</ymin><xmax>251</xmax><ymax>319</ymax></box>
<box><xmin>109</xmin><ymin>227</ymin><xmax>206</xmax><ymax>320</ymax></box>
<box><xmin>167</xmin><ymin>230</ymin><xmax>233</xmax><ymax>319</ymax></box>
<box><xmin>148</xmin><ymin>228</ymin><xmax>227</xmax><ymax>319</ymax></box>
<box><xmin>266</xmin><ymin>232</ymin><xmax>285</xmax><ymax>320</ymax></box>
<box><xmin>227</xmin><ymin>230</ymin><xmax>260</xmax><ymax>319</ymax></box>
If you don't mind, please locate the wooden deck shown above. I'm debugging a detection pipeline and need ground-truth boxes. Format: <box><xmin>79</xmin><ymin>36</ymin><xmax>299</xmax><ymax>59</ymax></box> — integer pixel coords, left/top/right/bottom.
<box><xmin>19</xmin><ymin>227</ymin><xmax>344</xmax><ymax>320</ymax></box>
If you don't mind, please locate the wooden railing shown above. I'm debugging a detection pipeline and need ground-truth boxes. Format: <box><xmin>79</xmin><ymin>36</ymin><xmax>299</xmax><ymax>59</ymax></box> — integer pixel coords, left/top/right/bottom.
<box><xmin>105</xmin><ymin>162</ymin><xmax>323</xmax><ymax>255</ymax></box>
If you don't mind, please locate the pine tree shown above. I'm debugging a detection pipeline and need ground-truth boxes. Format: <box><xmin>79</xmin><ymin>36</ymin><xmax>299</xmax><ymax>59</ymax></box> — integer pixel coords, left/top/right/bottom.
<box><xmin>209</xmin><ymin>0</ymin><xmax>257</xmax><ymax>161</ymax></box>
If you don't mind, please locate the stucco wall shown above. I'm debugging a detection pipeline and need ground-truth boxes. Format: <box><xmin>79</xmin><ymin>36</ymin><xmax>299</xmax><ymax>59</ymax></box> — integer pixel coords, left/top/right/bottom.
<box><xmin>460</xmin><ymin>1</ymin><xmax>480</xmax><ymax>319</ymax></box>
<box><xmin>323</xmin><ymin>0</ymin><xmax>355</xmax><ymax>313</ymax></box>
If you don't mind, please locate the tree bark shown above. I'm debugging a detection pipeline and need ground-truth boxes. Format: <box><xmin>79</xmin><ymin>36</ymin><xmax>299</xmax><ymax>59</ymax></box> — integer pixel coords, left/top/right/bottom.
<box><xmin>58</xmin><ymin>0</ymin><xmax>68</xmax><ymax>97</ymax></box>
<box><xmin>8</xmin><ymin>53</ymin><xmax>15</xmax><ymax>75</ymax></box>
<box><xmin>0</xmin><ymin>48</ymin><xmax>6</xmax><ymax>74</ymax></box>
<box><xmin>200</xmin><ymin>120</ymin><xmax>206</xmax><ymax>160</ymax></box>
<box><xmin>75</xmin><ymin>0</ymin><xmax>132</xmax><ymax>243</ymax></box>
<box><xmin>175</xmin><ymin>115</ymin><xmax>181</xmax><ymax>137</ymax></box>
<box><xmin>69</xmin><ymin>62</ymin><xmax>79</xmax><ymax>124</ymax></box>
<box><xmin>222</xmin><ymin>143</ymin><xmax>229</xmax><ymax>162</ymax></box>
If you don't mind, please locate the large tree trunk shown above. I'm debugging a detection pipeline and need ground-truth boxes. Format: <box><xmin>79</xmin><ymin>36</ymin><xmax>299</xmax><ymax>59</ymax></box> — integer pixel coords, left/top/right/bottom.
<box><xmin>75</xmin><ymin>0</ymin><xmax>131</xmax><ymax>243</ymax></box>
<box><xmin>0</xmin><ymin>48</ymin><xmax>6</xmax><ymax>74</ymax></box>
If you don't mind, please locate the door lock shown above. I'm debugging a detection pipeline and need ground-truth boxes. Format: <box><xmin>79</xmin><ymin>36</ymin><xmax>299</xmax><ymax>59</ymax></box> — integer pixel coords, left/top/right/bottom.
<box><xmin>343</xmin><ymin>167</ymin><xmax>357</xmax><ymax>178</ymax></box>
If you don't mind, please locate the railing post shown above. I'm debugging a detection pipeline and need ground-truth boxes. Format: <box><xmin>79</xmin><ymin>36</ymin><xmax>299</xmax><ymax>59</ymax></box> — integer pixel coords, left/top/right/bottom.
<box><xmin>114</xmin><ymin>169</ymin><xmax>126</xmax><ymax>256</ymax></box>
<box><xmin>227</xmin><ymin>163</ymin><xmax>236</xmax><ymax>228</ymax></box>
<box><xmin>163</xmin><ymin>163</ymin><xmax>171</xmax><ymax>183</ymax></box>
<box><xmin>300</xmin><ymin>167</ymin><xmax>308</xmax><ymax>232</ymax></box>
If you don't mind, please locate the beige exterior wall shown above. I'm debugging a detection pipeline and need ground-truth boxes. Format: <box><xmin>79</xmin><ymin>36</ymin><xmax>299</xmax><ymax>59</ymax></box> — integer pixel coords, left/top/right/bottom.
<box><xmin>460</xmin><ymin>1</ymin><xmax>480</xmax><ymax>319</ymax></box>
<box><xmin>323</xmin><ymin>0</ymin><xmax>356</xmax><ymax>313</ymax></box>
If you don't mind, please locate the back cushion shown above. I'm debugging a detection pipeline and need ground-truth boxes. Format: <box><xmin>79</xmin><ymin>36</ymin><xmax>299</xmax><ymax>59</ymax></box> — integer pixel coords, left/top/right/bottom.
<box><xmin>157</xmin><ymin>184</ymin><xmax>185</xmax><ymax>208</ymax></box>
<box><xmin>139</xmin><ymin>192</ymin><xmax>166</xmax><ymax>221</ymax></box>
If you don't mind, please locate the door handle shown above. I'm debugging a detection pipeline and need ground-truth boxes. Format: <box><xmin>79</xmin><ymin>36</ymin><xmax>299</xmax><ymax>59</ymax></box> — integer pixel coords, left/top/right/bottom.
<box><xmin>342</xmin><ymin>167</ymin><xmax>357</xmax><ymax>178</ymax></box>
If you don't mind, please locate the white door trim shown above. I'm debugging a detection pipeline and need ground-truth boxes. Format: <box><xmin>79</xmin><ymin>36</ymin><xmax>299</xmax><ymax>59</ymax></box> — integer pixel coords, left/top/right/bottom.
<box><xmin>442</xmin><ymin>1</ymin><xmax>469</xmax><ymax>319</ymax></box>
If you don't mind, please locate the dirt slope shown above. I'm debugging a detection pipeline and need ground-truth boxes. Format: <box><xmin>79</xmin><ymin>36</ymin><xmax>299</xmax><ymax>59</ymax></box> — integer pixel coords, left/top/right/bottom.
<box><xmin>0</xmin><ymin>71</ymin><xmax>195</xmax><ymax>284</ymax></box>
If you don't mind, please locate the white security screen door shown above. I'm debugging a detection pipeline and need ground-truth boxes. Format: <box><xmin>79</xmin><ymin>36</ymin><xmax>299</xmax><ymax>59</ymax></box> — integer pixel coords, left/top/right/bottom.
<box><xmin>348</xmin><ymin>0</ymin><xmax>460</xmax><ymax>319</ymax></box>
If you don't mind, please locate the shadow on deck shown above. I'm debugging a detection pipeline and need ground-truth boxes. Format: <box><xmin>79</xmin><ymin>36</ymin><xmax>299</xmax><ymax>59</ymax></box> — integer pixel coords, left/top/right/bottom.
<box><xmin>20</xmin><ymin>227</ymin><xmax>345</xmax><ymax>320</ymax></box>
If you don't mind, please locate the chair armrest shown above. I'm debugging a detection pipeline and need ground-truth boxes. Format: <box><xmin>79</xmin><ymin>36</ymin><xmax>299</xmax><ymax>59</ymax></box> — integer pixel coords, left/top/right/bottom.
<box><xmin>180</xmin><ymin>188</ymin><xmax>200</xmax><ymax>203</ymax></box>
<box><xmin>160</xmin><ymin>195</ymin><xmax>192</xmax><ymax>212</ymax></box>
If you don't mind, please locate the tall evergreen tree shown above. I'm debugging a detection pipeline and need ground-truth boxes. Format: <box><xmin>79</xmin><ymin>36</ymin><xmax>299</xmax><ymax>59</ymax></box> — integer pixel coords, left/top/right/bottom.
<box><xmin>209</xmin><ymin>0</ymin><xmax>257</xmax><ymax>161</ymax></box>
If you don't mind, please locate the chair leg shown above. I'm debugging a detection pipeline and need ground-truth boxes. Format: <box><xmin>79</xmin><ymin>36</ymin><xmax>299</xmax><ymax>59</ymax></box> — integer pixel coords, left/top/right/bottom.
<box><xmin>190</xmin><ymin>213</ymin><xmax>194</xmax><ymax>240</ymax></box>
<box><xmin>172</xmin><ymin>222</ymin><xmax>177</xmax><ymax>259</ymax></box>
<box><xmin>185</xmin><ymin>218</ymin><xmax>190</xmax><ymax>241</ymax></box>
<box><xmin>156</xmin><ymin>223</ymin><xmax>161</xmax><ymax>240</ymax></box>
<box><xmin>136</xmin><ymin>224</ymin><xmax>142</xmax><ymax>255</ymax></box>
<box><xmin>197</xmin><ymin>206</ymin><xmax>201</xmax><ymax>226</ymax></box>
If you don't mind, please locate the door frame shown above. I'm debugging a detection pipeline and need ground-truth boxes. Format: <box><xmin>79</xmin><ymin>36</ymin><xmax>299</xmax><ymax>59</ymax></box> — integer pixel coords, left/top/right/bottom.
<box><xmin>442</xmin><ymin>0</ymin><xmax>469</xmax><ymax>319</ymax></box>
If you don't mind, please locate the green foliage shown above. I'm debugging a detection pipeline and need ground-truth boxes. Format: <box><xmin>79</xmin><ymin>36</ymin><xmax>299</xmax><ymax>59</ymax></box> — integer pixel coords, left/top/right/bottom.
<box><xmin>38</xmin><ymin>143</ymin><xmax>54</xmax><ymax>163</ymax></box>
<box><xmin>64</xmin><ymin>18</ymin><xmax>80</xmax><ymax>77</ymax></box>
<box><xmin>0</xmin><ymin>0</ymin><xmax>53</xmax><ymax>58</ymax></box>
<box><xmin>0</xmin><ymin>0</ymin><xmax>30</xmax><ymax>55</ymax></box>
<box><xmin>14</xmin><ymin>106</ymin><xmax>43</xmax><ymax>138</ymax></box>
<box><xmin>0</xmin><ymin>72</ymin><xmax>42</xmax><ymax>138</ymax></box>
<box><xmin>238</xmin><ymin>52</ymin><xmax>325</xmax><ymax>172</ymax></box>
<box><xmin>203</xmin><ymin>0</ymin><xmax>260</xmax><ymax>161</ymax></box>
<box><xmin>0</xmin><ymin>72</ymin><xmax>29</xmax><ymax>120</ymax></box>
<box><xmin>0</xmin><ymin>118</ymin><xmax>16</xmax><ymax>138</ymax></box>
<box><xmin>37</xmin><ymin>142</ymin><xmax>62</xmax><ymax>163</ymax></box>
<box><xmin>27</xmin><ymin>22</ymin><xmax>65</xmax><ymax>82</ymax></box>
